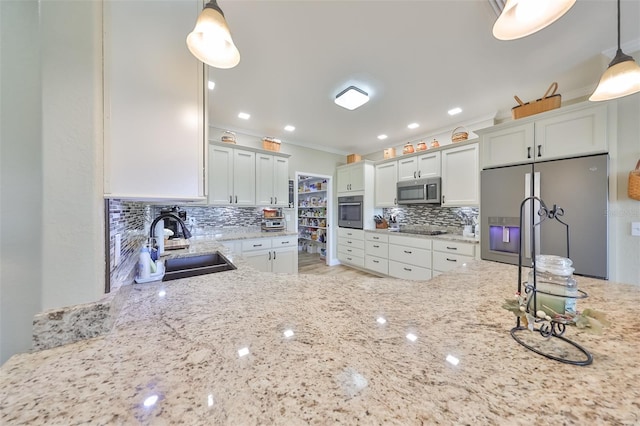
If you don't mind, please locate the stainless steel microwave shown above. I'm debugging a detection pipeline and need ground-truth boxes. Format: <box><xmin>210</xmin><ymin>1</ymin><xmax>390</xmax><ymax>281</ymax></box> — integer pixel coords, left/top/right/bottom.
<box><xmin>397</xmin><ymin>177</ymin><xmax>441</xmax><ymax>205</ymax></box>
<box><xmin>338</xmin><ymin>195</ymin><xmax>363</xmax><ymax>229</ymax></box>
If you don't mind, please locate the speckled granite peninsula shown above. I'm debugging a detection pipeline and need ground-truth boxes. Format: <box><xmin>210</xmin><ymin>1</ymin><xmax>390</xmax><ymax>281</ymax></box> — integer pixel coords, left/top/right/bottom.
<box><xmin>1</xmin><ymin>238</ymin><xmax>639</xmax><ymax>425</ymax></box>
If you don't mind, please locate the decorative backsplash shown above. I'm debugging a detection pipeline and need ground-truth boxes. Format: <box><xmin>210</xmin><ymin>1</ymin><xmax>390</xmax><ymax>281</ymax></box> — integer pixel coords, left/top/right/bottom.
<box><xmin>383</xmin><ymin>205</ymin><xmax>479</xmax><ymax>231</ymax></box>
<box><xmin>152</xmin><ymin>205</ymin><xmax>262</xmax><ymax>229</ymax></box>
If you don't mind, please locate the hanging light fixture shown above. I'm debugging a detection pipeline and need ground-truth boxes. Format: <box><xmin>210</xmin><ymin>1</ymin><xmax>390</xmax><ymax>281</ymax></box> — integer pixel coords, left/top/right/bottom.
<box><xmin>589</xmin><ymin>0</ymin><xmax>640</xmax><ymax>102</ymax></box>
<box><xmin>492</xmin><ymin>0</ymin><xmax>576</xmax><ymax>40</ymax></box>
<box><xmin>186</xmin><ymin>0</ymin><xmax>240</xmax><ymax>69</ymax></box>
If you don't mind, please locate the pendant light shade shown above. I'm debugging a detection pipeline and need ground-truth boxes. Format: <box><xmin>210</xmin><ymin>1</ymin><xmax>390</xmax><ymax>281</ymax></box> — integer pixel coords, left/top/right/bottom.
<box><xmin>590</xmin><ymin>0</ymin><xmax>640</xmax><ymax>102</ymax></box>
<box><xmin>493</xmin><ymin>0</ymin><xmax>576</xmax><ymax>40</ymax></box>
<box><xmin>186</xmin><ymin>0</ymin><xmax>240</xmax><ymax>69</ymax></box>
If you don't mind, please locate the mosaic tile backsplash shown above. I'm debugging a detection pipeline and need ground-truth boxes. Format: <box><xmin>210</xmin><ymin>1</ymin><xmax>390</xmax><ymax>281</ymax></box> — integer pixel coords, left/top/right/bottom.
<box><xmin>152</xmin><ymin>205</ymin><xmax>262</xmax><ymax>230</ymax></box>
<box><xmin>383</xmin><ymin>205</ymin><xmax>479</xmax><ymax>231</ymax></box>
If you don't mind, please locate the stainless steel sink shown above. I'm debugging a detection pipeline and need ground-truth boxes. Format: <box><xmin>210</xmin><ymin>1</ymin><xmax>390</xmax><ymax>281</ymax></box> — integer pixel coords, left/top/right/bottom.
<box><xmin>162</xmin><ymin>252</ymin><xmax>236</xmax><ymax>281</ymax></box>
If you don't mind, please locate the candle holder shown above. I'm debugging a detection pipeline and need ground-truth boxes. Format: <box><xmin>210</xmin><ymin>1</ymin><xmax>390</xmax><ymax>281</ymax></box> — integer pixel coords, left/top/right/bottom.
<box><xmin>510</xmin><ymin>196</ymin><xmax>593</xmax><ymax>366</ymax></box>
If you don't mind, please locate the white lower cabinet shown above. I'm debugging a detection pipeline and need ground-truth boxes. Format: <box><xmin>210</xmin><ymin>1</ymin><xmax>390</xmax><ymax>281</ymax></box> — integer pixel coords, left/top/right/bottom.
<box><xmin>338</xmin><ymin>228</ymin><xmax>365</xmax><ymax>268</ymax></box>
<box><xmin>388</xmin><ymin>235</ymin><xmax>432</xmax><ymax>281</ymax></box>
<box><xmin>432</xmin><ymin>240</ymin><xmax>475</xmax><ymax>275</ymax></box>
<box><xmin>365</xmin><ymin>232</ymin><xmax>389</xmax><ymax>275</ymax></box>
<box><xmin>238</xmin><ymin>236</ymin><xmax>298</xmax><ymax>274</ymax></box>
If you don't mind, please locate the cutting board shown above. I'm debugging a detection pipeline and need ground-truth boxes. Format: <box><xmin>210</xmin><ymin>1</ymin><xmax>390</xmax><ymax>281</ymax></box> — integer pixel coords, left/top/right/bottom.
<box><xmin>164</xmin><ymin>238</ymin><xmax>190</xmax><ymax>250</ymax></box>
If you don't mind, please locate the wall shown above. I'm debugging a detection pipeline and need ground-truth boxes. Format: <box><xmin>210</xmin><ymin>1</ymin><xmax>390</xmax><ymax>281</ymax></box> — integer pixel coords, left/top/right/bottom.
<box><xmin>0</xmin><ymin>0</ymin><xmax>43</xmax><ymax>365</ymax></box>
<box><xmin>610</xmin><ymin>93</ymin><xmax>640</xmax><ymax>285</ymax></box>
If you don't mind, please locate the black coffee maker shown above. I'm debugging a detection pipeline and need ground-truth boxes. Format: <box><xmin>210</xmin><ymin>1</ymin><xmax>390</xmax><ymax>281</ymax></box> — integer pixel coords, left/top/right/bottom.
<box><xmin>160</xmin><ymin>206</ymin><xmax>187</xmax><ymax>239</ymax></box>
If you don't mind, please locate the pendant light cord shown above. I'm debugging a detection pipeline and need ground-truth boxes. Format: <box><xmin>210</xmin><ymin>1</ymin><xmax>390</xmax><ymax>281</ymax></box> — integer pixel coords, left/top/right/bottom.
<box><xmin>617</xmin><ymin>0</ymin><xmax>621</xmax><ymax>50</ymax></box>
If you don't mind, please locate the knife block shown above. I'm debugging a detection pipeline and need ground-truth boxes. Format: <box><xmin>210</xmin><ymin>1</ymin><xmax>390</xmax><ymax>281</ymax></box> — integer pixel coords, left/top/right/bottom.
<box><xmin>375</xmin><ymin>219</ymin><xmax>389</xmax><ymax>229</ymax></box>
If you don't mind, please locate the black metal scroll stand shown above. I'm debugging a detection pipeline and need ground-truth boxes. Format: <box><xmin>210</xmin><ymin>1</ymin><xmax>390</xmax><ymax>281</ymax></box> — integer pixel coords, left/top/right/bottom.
<box><xmin>510</xmin><ymin>197</ymin><xmax>593</xmax><ymax>366</ymax></box>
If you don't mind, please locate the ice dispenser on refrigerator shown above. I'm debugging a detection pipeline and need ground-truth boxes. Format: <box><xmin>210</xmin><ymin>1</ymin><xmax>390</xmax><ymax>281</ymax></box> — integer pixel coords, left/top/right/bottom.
<box><xmin>487</xmin><ymin>217</ymin><xmax>520</xmax><ymax>255</ymax></box>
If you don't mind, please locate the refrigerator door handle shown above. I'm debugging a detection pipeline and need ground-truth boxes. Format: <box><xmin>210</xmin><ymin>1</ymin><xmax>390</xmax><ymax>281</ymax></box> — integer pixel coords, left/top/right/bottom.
<box><xmin>533</xmin><ymin>172</ymin><xmax>541</xmax><ymax>259</ymax></box>
<box><xmin>524</xmin><ymin>173</ymin><xmax>532</xmax><ymax>260</ymax></box>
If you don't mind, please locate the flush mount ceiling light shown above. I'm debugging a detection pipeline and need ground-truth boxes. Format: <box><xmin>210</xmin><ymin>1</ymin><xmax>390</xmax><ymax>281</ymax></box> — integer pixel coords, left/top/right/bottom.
<box><xmin>492</xmin><ymin>0</ymin><xmax>576</xmax><ymax>40</ymax></box>
<box><xmin>186</xmin><ymin>0</ymin><xmax>240</xmax><ymax>69</ymax></box>
<box><xmin>334</xmin><ymin>86</ymin><xmax>369</xmax><ymax>110</ymax></box>
<box><xmin>590</xmin><ymin>0</ymin><xmax>640</xmax><ymax>102</ymax></box>
<box><xmin>238</xmin><ymin>112</ymin><xmax>250</xmax><ymax>120</ymax></box>
<box><xmin>284</xmin><ymin>125</ymin><xmax>295</xmax><ymax>132</ymax></box>
<box><xmin>448</xmin><ymin>107</ymin><xmax>462</xmax><ymax>116</ymax></box>
<box><xmin>407</xmin><ymin>123</ymin><xmax>420</xmax><ymax>129</ymax></box>
<box><xmin>377</xmin><ymin>134</ymin><xmax>388</xmax><ymax>140</ymax></box>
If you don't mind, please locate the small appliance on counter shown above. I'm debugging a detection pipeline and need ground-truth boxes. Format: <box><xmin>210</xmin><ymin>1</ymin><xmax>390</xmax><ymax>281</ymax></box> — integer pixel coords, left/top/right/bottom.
<box><xmin>262</xmin><ymin>208</ymin><xmax>285</xmax><ymax>232</ymax></box>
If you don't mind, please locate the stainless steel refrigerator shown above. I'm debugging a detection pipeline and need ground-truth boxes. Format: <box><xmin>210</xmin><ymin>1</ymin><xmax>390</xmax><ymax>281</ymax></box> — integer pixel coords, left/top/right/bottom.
<box><xmin>480</xmin><ymin>154</ymin><xmax>608</xmax><ymax>279</ymax></box>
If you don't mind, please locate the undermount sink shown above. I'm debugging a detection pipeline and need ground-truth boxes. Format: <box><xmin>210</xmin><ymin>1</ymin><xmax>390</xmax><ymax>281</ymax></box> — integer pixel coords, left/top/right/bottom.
<box><xmin>162</xmin><ymin>252</ymin><xmax>236</xmax><ymax>281</ymax></box>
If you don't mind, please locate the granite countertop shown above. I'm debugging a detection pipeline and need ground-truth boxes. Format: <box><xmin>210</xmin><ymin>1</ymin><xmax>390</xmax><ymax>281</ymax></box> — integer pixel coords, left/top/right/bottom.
<box><xmin>366</xmin><ymin>228</ymin><xmax>479</xmax><ymax>244</ymax></box>
<box><xmin>2</xmin><ymin>240</ymin><xmax>639</xmax><ymax>424</ymax></box>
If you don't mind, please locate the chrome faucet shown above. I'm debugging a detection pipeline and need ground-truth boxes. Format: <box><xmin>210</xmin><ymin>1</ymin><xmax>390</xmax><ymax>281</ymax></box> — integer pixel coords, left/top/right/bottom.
<box><xmin>149</xmin><ymin>213</ymin><xmax>193</xmax><ymax>240</ymax></box>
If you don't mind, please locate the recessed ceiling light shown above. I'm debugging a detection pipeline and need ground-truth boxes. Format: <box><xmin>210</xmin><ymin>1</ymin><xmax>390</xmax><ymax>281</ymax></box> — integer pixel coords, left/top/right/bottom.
<box><xmin>207</xmin><ymin>81</ymin><xmax>215</xmax><ymax>90</ymax></box>
<box><xmin>407</xmin><ymin>123</ymin><xmax>419</xmax><ymax>129</ymax></box>
<box><xmin>377</xmin><ymin>134</ymin><xmax>388</xmax><ymax>140</ymax></box>
<box><xmin>284</xmin><ymin>125</ymin><xmax>295</xmax><ymax>132</ymax></box>
<box><xmin>238</xmin><ymin>112</ymin><xmax>250</xmax><ymax>120</ymax></box>
<box><xmin>448</xmin><ymin>107</ymin><xmax>462</xmax><ymax>116</ymax></box>
<box><xmin>335</xmin><ymin>86</ymin><xmax>369</xmax><ymax>110</ymax></box>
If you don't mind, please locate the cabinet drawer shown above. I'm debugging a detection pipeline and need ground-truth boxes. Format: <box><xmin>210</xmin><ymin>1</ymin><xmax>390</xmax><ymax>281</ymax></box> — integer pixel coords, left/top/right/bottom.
<box><xmin>271</xmin><ymin>236</ymin><xmax>297</xmax><ymax>248</ymax></box>
<box><xmin>388</xmin><ymin>244</ymin><xmax>431</xmax><ymax>268</ymax></box>
<box><xmin>365</xmin><ymin>256</ymin><xmax>388</xmax><ymax>275</ymax></box>
<box><xmin>338</xmin><ymin>252</ymin><xmax>365</xmax><ymax>268</ymax></box>
<box><xmin>338</xmin><ymin>228</ymin><xmax>364</xmax><ymax>240</ymax></box>
<box><xmin>433</xmin><ymin>240</ymin><xmax>475</xmax><ymax>257</ymax></box>
<box><xmin>388</xmin><ymin>235</ymin><xmax>432</xmax><ymax>250</ymax></box>
<box><xmin>389</xmin><ymin>261</ymin><xmax>431</xmax><ymax>281</ymax></box>
<box><xmin>338</xmin><ymin>244</ymin><xmax>364</xmax><ymax>259</ymax></box>
<box><xmin>241</xmin><ymin>238</ymin><xmax>272</xmax><ymax>252</ymax></box>
<box><xmin>365</xmin><ymin>232</ymin><xmax>389</xmax><ymax>243</ymax></box>
<box><xmin>338</xmin><ymin>237</ymin><xmax>364</xmax><ymax>250</ymax></box>
<box><xmin>365</xmin><ymin>240</ymin><xmax>388</xmax><ymax>257</ymax></box>
<box><xmin>432</xmin><ymin>251</ymin><xmax>473</xmax><ymax>273</ymax></box>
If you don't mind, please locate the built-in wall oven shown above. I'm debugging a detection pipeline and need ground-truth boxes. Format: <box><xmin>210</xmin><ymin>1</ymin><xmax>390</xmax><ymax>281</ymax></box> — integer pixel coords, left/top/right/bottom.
<box><xmin>338</xmin><ymin>195</ymin><xmax>363</xmax><ymax>229</ymax></box>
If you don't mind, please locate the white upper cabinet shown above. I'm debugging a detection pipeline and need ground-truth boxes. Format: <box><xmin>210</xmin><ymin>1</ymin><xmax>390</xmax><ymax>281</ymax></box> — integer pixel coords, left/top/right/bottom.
<box><xmin>256</xmin><ymin>154</ymin><xmax>289</xmax><ymax>206</ymax></box>
<box><xmin>208</xmin><ymin>145</ymin><xmax>255</xmax><ymax>205</ymax></box>
<box><xmin>398</xmin><ymin>152</ymin><xmax>441</xmax><ymax>181</ymax></box>
<box><xmin>337</xmin><ymin>162</ymin><xmax>365</xmax><ymax>193</ymax></box>
<box><xmin>103</xmin><ymin>0</ymin><xmax>205</xmax><ymax>201</ymax></box>
<box><xmin>374</xmin><ymin>161</ymin><xmax>398</xmax><ymax>207</ymax></box>
<box><xmin>441</xmin><ymin>142</ymin><xmax>479</xmax><ymax>206</ymax></box>
<box><xmin>480</xmin><ymin>102</ymin><xmax>610</xmax><ymax>169</ymax></box>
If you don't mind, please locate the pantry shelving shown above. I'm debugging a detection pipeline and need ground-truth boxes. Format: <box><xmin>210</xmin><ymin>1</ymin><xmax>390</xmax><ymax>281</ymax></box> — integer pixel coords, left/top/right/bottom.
<box><xmin>297</xmin><ymin>175</ymin><xmax>329</xmax><ymax>258</ymax></box>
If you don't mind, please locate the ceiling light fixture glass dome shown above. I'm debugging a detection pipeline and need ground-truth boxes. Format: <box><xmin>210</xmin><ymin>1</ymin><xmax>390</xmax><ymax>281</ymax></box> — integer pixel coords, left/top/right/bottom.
<box><xmin>186</xmin><ymin>0</ymin><xmax>240</xmax><ymax>69</ymax></box>
<box><xmin>492</xmin><ymin>0</ymin><xmax>576</xmax><ymax>40</ymax></box>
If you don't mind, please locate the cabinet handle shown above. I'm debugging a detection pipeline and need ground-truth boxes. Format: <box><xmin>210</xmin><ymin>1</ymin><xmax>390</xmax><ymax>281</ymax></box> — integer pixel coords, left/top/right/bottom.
<box><xmin>373</xmin><ymin>244</ymin><xmax>380</xmax><ymax>248</ymax></box>
<box><xmin>347</xmin><ymin>241</ymin><xmax>352</xmax><ymax>244</ymax></box>
<box><xmin>347</xmin><ymin>249</ymin><xmax>352</xmax><ymax>252</ymax></box>
<box><xmin>229</xmin><ymin>195</ymin><xmax>233</xmax><ymax>203</ymax></box>
<box><xmin>270</xmin><ymin>197</ymin><xmax>273</xmax><ymax>204</ymax></box>
<box><xmin>373</xmin><ymin>260</ymin><xmax>379</xmax><ymax>263</ymax></box>
<box><xmin>275</xmin><ymin>197</ymin><xmax>277</xmax><ymax>204</ymax></box>
<box><xmin>537</xmin><ymin>145</ymin><xmax>542</xmax><ymax>157</ymax></box>
<box><xmin>442</xmin><ymin>195</ymin><xmax>445</xmax><ymax>204</ymax></box>
<box><xmin>273</xmin><ymin>251</ymin><xmax>276</xmax><ymax>260</ymax></box>
<box><xmin>527</xmin><ymin>147</ymin><xmax>532</xmax><ymax>159</ymax></box>
<box><xmin>347</xmin><ymin>232</ymin><xmax>352</xmax><ymax>236</ymax></box>
<box><xmin>404</xmin><ymin>250</ymin><xmax>412</xmax><ymax>254</ymax></box>
<box><xmin>418</xmin><ymin>171</ymin><xmax>421</xmax><ymax>178</ymax></box>
<box><xmin>414</xmin><ymin>171</ymin><xmax>416</xmax><ymax>178</ymax></box>
<box><xmin>268</xmin><ymin>252</ymin><xmax>271</xmax><ymax>260</ymax></box>
<box><xmin>235</xmin><ymin>195</ymin><xmax>238</xmax><ymax>203</ymax></box>
<box><xmin>394</xmin><ymin>197</ymin><xmax>397</xmax><ymax>205</ymax></box>
<box><xmin>446</xmin><ymin>246</ymin><xmax>458</xmax><ymax>250</ymax></box>
<box><xmin>253</xmin><ymin>244</ymin><xmax>263</xmax><ymax>247</ymax></box>
<box><xmin>404</xmin><ymin>267</ymin><xmax>412</xmax><ymax>271</ymax></box>
<box><xmin>282</xmin><ymin>241</ymin><xmax>289</xmax><ymax>244</ymax></box>
<box><xmin>373</xmin><ymin>236</ymin><xmax>379</xmax><ymax>240</ymax></box>
<box><xmin>347</xmin><ymin>257</ymin><xmax>352</xmax><ymax>261</ymax></box>
<box><xmin>446</xmin><ymin>258</ymin><xmax>457</xmax><ymax>262</ymax></box>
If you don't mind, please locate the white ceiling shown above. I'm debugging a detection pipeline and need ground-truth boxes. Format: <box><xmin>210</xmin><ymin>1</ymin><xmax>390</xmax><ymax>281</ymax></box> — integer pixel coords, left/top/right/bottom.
<box><xmin>206</xmin><ymin>0</ymin><xmax>640</xmax><ymax>155</ymax></box>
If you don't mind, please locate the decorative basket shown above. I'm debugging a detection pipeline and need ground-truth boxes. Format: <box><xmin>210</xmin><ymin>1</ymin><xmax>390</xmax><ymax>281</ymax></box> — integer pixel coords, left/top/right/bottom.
<box><xmin>262</xmin><ymin>137</ymin><xmax>281</xmax><ymax>152</ymax></box>
<box><xmin>629</xmin><ymin>159</ymin><xmax>640</xmax><ymax>201</ymax></box>
<box><xmin>383</xmin><ymin>148</ymin><xmax>396</xmax><ymax>159</ymax></box>
<box><xmin>451</xmin><ymin>126</ymin><xmax>469</xmax><ymax>143</ymax></box>
<box><xmin>512</xmin><ymin>82</ymin><xmax>561</xmax><ymax>120</ymax></box>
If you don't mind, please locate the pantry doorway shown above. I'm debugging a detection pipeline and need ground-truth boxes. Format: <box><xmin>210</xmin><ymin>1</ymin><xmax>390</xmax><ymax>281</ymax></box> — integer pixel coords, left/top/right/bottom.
<box><xmin>294</xmin><ymin>172</ymin><xmax>333</xmax><ymax>268</ymax></box>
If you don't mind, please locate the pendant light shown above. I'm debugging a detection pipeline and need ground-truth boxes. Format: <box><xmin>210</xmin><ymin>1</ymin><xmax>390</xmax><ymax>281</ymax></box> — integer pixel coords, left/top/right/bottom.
<box><xmin>186</xmin><ymin>0</ymin><xmax>240</xmax><ymax>69</ymax></box>
<box><xmin>589</xmin><ymin>0</ymin><xmax>640</xmax><ymax>102</ymax></box>
<box><xmin>493</xmin><ymin>0</ymin><xmax>576</xmax><ymax>40</ymax></box>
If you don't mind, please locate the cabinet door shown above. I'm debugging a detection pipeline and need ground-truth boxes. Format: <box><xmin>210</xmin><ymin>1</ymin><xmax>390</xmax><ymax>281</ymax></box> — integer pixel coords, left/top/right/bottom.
<box><xmin>104</xmin><ymin>0</ymin><xmax>204</xmax><ymax>200</ymax></box>
<box><xmin>337</xmin><ymin>167</ymin><xmax>351</xmax><ymax>192</ymax></box>
<box><xmin>243</xmin><ymin>249</ymin><xmax>271</xmax><ymax>272</ymax></box>
<box><xmin>374</xmin><ymin>162</ymin><xmax>398</xmax><ymax>207</ymax></box>
<box><xmin>481</xmin><ymin>123</ymin><xmax>534</xmax><ymax>168</ymax></box>
<box><xmin>273</xmin><ymin>157</ymin><xmax>289</xmax><ymax>206</ymax></box>
<box><xmin>255</xmin><ymin>154</ymin><xmax>274</xmax><ymax>205</ymax></box>
<box><xmin>272</xmin><ymin>247</ymin><xmax>297</xmax><ymax>274</ymax></box>
<box><xmin>417</xmin><ymin>152</ymin><xmax>441</xmax><ymax>178</ymax></box>
<box><xmin>233</xmin><ymin>150</ymin><xmax>255</xmax><ymax>205</ymax></box>
<box><xmin>535</xmin><ymin>104</ymin><xmax>608</xmax><ymax>161</ymax></box>
<box><xmin>441</xmin><ymin>143</ymin><xmax>479</xmax><ymax>206</ymax></box>
<box><xmin>397</xmin><ymin>157</ymin><xmax>418</xmax><ymax>181</ymax></box>
<box><xmin>208</xmin><ymin>145</ymin><xmax>234</xmax><ymax>205</ymax></box>
<box><xmin>348</xmin><ymin>163</ymin><xmax>364</xmax><ymax>192</ymax></box>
